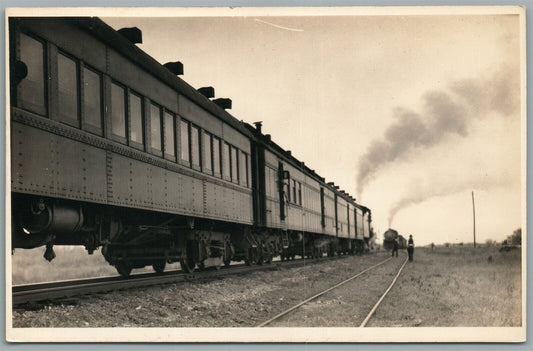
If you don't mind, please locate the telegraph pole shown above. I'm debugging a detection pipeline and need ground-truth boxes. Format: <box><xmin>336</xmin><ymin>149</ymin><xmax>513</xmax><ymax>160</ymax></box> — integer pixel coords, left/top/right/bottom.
<box><xmin>472</xmin><ymin>191</ymin><xmax>476</xmax><ymax>248</ymax></box>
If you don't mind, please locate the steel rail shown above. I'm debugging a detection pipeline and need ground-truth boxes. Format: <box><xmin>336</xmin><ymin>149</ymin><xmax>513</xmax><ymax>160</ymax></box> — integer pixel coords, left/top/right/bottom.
<box><xmin>359</xmin><ymin>256</ymin><xmax>409</xmax><ymax>327</ymax></box>
<box><xmin>12</xmin><ymin>255</ymin><xmax>348</xmax><ymax>306</ymax></box>
<box><xmin>256</xmin><ymin>256</ymin><xmax>393</xmax><ymax>327</ymax></box>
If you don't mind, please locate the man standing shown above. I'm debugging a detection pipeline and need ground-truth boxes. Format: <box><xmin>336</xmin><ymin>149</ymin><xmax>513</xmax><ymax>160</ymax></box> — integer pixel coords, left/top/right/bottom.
<box><xmin>392</xmin><ymin>238</ymin><xmax>398</xmax><ymax>257</ymax></box>
<box><xmin>408</xmin><ymin>235</ymin><xmax>414</xmax><ymax>261</ymax></box>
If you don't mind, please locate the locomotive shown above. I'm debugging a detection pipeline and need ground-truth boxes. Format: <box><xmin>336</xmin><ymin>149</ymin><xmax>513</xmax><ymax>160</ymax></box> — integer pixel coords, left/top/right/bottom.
<box><xmin>9</xmin><ymin>17</ymin><xmax>373</xmax><ymax>277</ymax></box>
<box><xmin>383</xmin><ymin>228</ymin><xmax>406</xmax><ymax>251</ymax></box>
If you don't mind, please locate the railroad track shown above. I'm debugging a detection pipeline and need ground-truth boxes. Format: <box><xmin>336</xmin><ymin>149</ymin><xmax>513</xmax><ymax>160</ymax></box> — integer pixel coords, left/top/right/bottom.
<box><xmin>256</xmin><ymin>255</ymin><xmax>408</xmax><ymax>327</ymax></box>
<box><xmin>12</xmin><ymin>255</ymin><xmax>350</xmax><ymax>306</ymax></box>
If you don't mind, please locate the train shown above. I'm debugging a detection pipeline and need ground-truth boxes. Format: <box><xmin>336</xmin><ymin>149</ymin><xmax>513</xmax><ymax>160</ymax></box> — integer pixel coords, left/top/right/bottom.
<box><xmin>9</xmin><ymin>17</ymin><xmax>373</xmax><ymax>277</ymax></box>
<box><xmin>382</xmin><ymin>229</ymin><xmax>406</xmax><ymax>251</ymax></box>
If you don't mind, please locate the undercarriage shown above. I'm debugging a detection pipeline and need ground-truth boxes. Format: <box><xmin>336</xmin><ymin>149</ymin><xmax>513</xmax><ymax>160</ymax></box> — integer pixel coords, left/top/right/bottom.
<box><xmin>11</xmin><ymin>195</ymin><xmax>293</xmax><ymax>276</ymax></box>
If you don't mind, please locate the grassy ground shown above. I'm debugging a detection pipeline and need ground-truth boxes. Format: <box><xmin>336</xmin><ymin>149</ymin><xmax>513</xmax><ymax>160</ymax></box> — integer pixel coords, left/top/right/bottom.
<box><xmin>10</xmin><ymin>246</ymin><xmax>165</xmax><ymax>284</ymax></box>
<box><xmin>367</xmin><ymin>246</ymin><xmax>522</xmax><ymax>327</ymax></box>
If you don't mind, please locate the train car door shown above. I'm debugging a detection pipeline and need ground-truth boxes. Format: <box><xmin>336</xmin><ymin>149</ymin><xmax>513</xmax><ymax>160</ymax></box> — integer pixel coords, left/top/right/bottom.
<box><xmin>334</xmin><ymin>193</ymin><xmax>338</xmax><ymax>236</ymax></box>
<box><xmin>320</xmin><ymin>187</ymin><xmax>325</xmax><ymax>228</ymax></box>
<box><xmin>354</xmin><ymin>208</ymin><xmax>358</xmax><ymax>239</ymax></box>
<box><xmin>277</xmin><ymin>162</ymin><xmax>289</xmax><ymax>221</ymax></box>
<box><xmin>347</xmin><ymin>204</ymin><xmax>351</xmax><ymax>238</ymax></box>
<box><xmin>251</xmin><ymin>142</ymin><xmax>266</xmax><ymax>226</ymax></box>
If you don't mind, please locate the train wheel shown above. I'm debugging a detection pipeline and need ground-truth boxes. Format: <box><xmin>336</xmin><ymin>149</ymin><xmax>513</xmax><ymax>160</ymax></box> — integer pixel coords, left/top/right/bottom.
<box><xmin>152</xmin><ymin>260</ymin><xmax>166</xmax><ymax>274</ymax></box>
<box><xmin>246</xmin><ymin>247</ymin><xmax>256</xmax><ymax>266</ymax></box>
<box><xmin>180</xmin><ymin>257</ymin><xmax>195</xmax><ymax>273</ymax></box>
<box><xmin>265</xmin><ymin>254</ymin><xmax>273</xmax><ymax>264</ymax></box>
<box><xmin>224</xmin><ymin>259</ymin><xmax>231</xmax><ymax>268</ymax></box>
<box><xmin>115</xmin><ymin>261</ymin><xmax>132</xmax><ymax>277</ymax></box>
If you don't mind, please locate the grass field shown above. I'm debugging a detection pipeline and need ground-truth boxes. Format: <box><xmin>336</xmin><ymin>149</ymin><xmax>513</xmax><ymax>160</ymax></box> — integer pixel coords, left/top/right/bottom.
<box><xmin>11</xmin><ymin>246</ymin><xmax>115</xmax><ymax>284</ymax></box>
<box><xmin>368</xmin><ymin>245</ymin><xmax>522</xmax><ymax>327</ymax></box>
<box><xmin>10</xmin><ymin>246</ymin><xmax>170</xmax><ymax>285</ymax></box>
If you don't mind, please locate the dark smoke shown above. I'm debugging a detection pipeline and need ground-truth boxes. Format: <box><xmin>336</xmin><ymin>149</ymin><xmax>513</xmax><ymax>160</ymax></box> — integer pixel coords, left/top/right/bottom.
<box><xmin>356</xmin><ymin>67</ymin><xmax>519</xmax><ymax>197</ymax></box>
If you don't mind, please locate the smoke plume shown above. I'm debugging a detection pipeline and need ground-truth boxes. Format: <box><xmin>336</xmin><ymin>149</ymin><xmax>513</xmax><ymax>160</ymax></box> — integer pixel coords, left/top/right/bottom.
<box><xmin>356</xmin><ymin>66</ymin><xmax>519</xmax><ymax>197</ymax></box>
<box><xmin>387</xmin><ymin>170</ymin><xmax>513</xmax><ymax>227</ymax></box>
<box><xmin>387</xmin><ymin>179</ymin><xmax>466</xmax><ymax>227</ymax></box>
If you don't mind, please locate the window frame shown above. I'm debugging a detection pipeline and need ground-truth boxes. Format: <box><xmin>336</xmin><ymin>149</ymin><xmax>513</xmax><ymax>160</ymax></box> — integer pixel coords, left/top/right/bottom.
<box><xmin>148</xmin><ymin>102</ymin><xmax>163</xmax><ymax>157</ymax></box>
<box><xmin>292</xmin><ymin>179</ymin><xmax>297</xmax><ymax>204</ymax></box>
<box><xmin>212</xmin><ymin>136</ymin><xmax>222</xmax><ymax>178</ymax></box>
<box><xmin>80</xmin><ymin>63</ymin><xmax>103</xmax><ymax>136</ymax></box>
<box><xmin>203</xmin><ymin>131</ymin><xmax>213</xmax><ymax>175</ymax></box>
<box><xmin>190</xmin><ymin>124</ymin><xmax>202</xmax><ymax>171</ymax></box>
<box><xmin>127</xmin><ymin>89</ymin><xmax>145</xmax><ymax>151</ymax></box>
<box><xmin>239</xmin><ymin>151</ymin><xmax>248</xmax><ymax>187</ymax></box>
<box><xmin>231</xmin><ymin>145</ymin><xmax>239</xmax><ymax>184</ymax></box>
<box><xmin>179</xmin><ymin>117</ymin><xmax>191</xmax><ymax>166</ymax></box>
<box><xmin>222</xmin><ymin>141</ymin><xmax>231</xmax><ymax>181</ymax></box>
<box><xmin>16</xmin><ymin>30</ymin><xmax>48</xmax><ymax>117</ymax></box>
<box><xmin>163</xmin><ymin>109</ymin><xmax>176</xmax><ymax>161</ymax></box>
<box><xmin>109</xmin><ymin>80</ymin><xmax>128</xmax><ymax>144</ymax></box>
<box><xmin>56</xmin><ymin>50</ymin><xmax>80</xmax><ymax>128</ymax></box>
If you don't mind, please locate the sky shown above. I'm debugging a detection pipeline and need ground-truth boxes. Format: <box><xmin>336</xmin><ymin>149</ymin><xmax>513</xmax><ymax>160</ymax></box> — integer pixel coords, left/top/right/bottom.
<box><xmin>104</xmin><ymin>8</ymin><xmax>524</xmax><ymax>246</ymax></box>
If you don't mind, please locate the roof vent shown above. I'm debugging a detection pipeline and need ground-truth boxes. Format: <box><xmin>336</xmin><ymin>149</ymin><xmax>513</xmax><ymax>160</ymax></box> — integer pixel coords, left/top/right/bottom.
<box><xmin>265</xmin><ymin>134</ymin><xmax>271</xmax><ymax>142</ymax></box>
<box><xmin>286</xmin><ymin>150</ymin><xmax>292</xmax><ymax>156</ymax></box>
<box><xmin>118</xmin><ymin>27</ymin><xmax>142</xmax><ymax>44</ymax></box>
<box><xmin>198</xmin><ymin>87</ymin><xmax>215</xmax><ymax>98</ymax></box>
<box><xmin>164</xmin><ymin>62</ymin><xmax>184</xmax><ymax>75</ymax></box>
<box><xmin>253</xmin><ymin>121</ymin><xmax>263</xmax><ymax>134</ymax></box>
<box><xmin>213</xmin><ymin>98</ymin><xmax>232</xmax><ymax>109</ymax></box>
